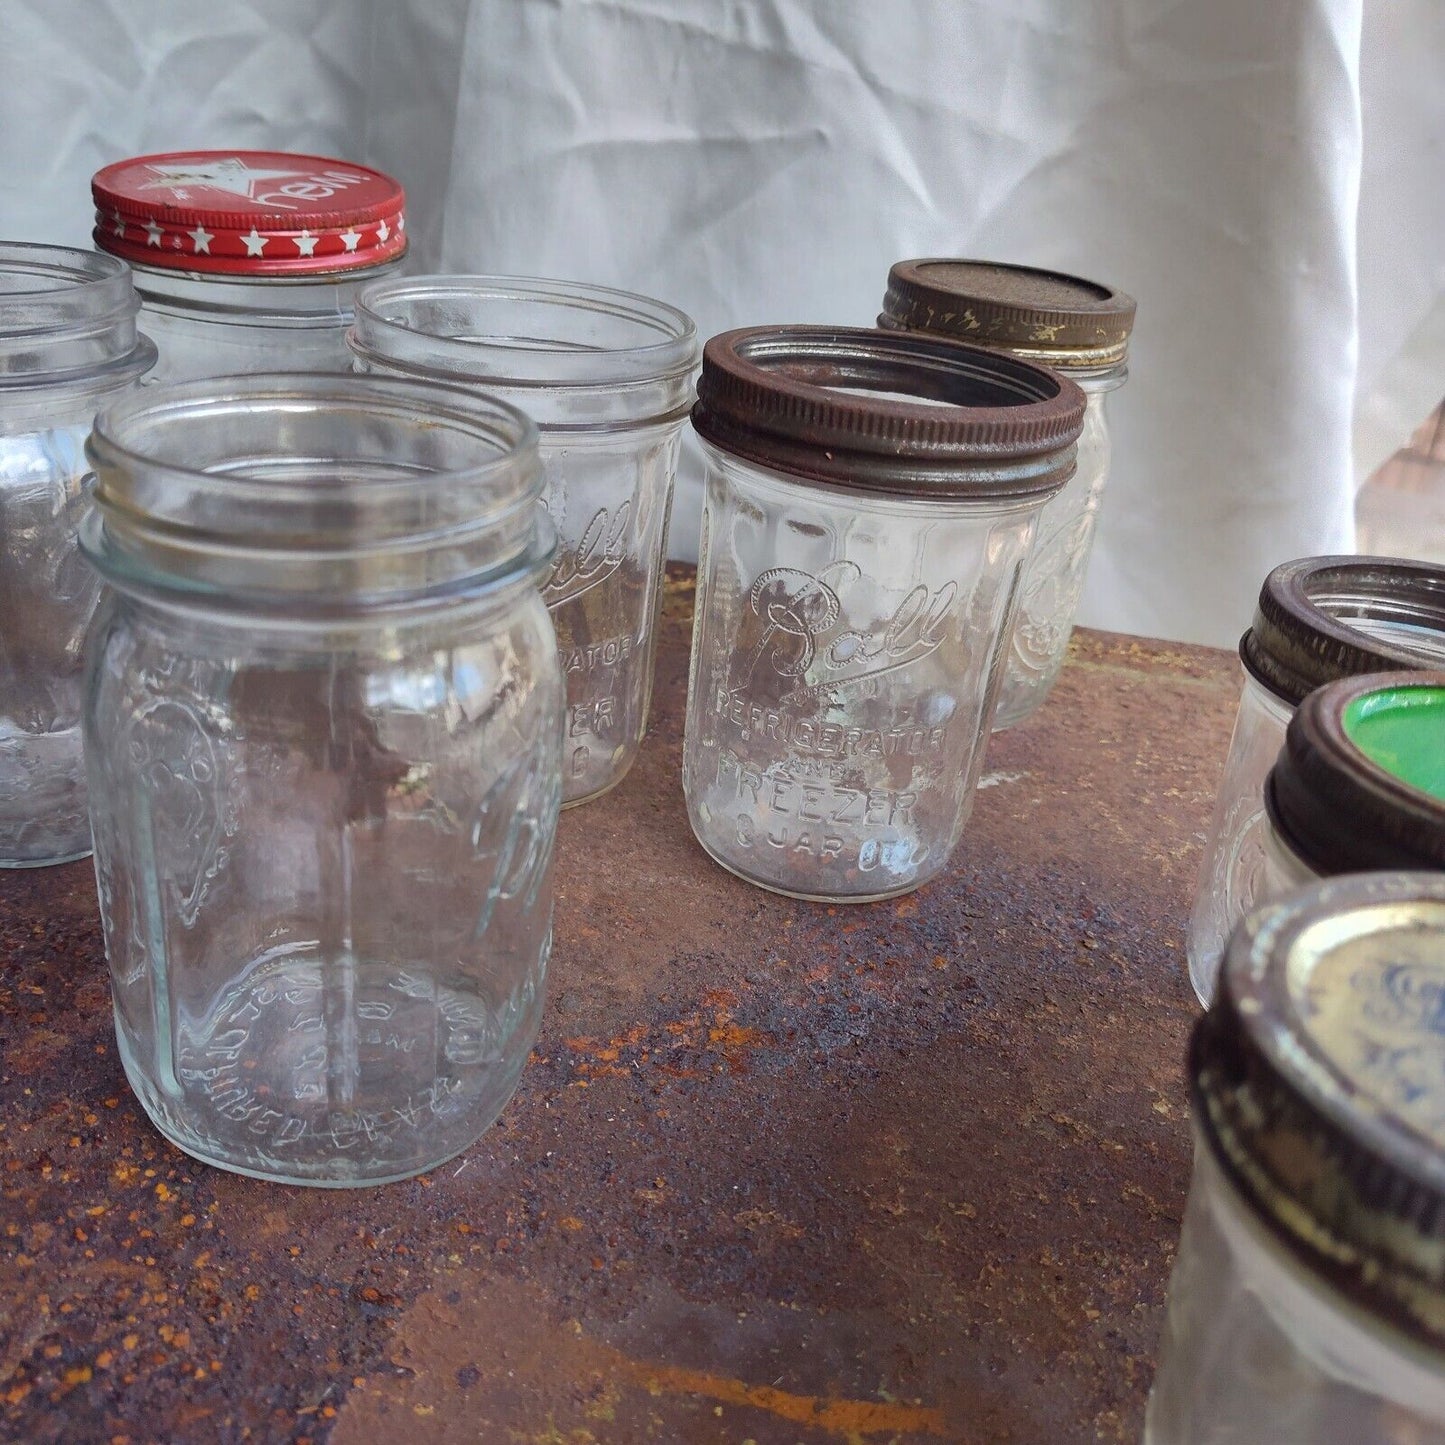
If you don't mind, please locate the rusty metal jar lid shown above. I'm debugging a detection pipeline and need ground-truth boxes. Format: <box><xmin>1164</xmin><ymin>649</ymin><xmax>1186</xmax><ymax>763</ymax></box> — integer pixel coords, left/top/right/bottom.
<box><xmin>1194</xmin><ymin>871</ymin><xmax>1445</xmax><ymax>1348</ymax></box>
<box><xmin>1265</xmin><ymin>671</ymin><xmax>1445</xmax><ymax>875</ymax></box>
<box><xmin>877</xmin><ymin>259</ymin><xmax>1135</xmax><ymax>370</ymax></box>
<box><xmin>691</xmin><ymin>326</ymin><xmax>1086</xmax><ymax>502</ymax></box>
<box><xmin>1241</xmin><ymin>556</ymin><xmax>1445</xmax><ymax>707</ymax></box>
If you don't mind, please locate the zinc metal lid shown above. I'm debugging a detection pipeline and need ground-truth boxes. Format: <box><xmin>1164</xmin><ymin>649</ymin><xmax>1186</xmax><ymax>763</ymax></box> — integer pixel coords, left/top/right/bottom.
<box><xmin>691</xmin><ymin>325</ymin><xmax>1086</xmax><ymax>502</ymax></box>
<box><xmin>1194</xmin><ymin>871</ymin><xmax>1445</xmax><ymax>1349</ymax></box>
<box><xmin>1241</xmin><ymin>555</ymin><xmax>1445</xmax><ymax>707</ymax></box>
<box><xmin>1266</xmin><ymin>671</ymin><xmax>1445</xmax><ymax>875</ymax></box>
<box><xmin>878</xmin><ymin>258</ymin><xmax>1136</xmax><ymax>369</ymax></box>
<box><xmin>92</xmin><ymin>150</ymin><xmax>406</xmax><ymax>277</ymax></box>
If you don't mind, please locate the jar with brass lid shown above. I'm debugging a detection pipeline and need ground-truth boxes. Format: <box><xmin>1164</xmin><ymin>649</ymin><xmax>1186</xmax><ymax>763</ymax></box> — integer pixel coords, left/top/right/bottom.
<box><xmin>1146</xmin><ymin>871</ymin><xmax>1445</xmax><ymax>1443</ymax></box>
<box><xmin>1187</xmin><ymin>555</ymin><xmax>1445</xmax><ymax>1004</ymax></box>
<box><xmin>878</xmin><ymin>258</ymin><xmax>1135</xmax><ymax>729</ymax></box>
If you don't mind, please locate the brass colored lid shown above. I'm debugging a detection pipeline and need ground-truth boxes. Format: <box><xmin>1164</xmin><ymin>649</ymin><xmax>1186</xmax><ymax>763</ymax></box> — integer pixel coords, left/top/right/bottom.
<box><xmin>879</xmin><ymin>258</ymin><xmax>1135</xmax><ymax>369</ymax></box>
<box><xmin>1195</xmin><ymin>872</ymin><xmax>1445</xmax><ymax>1348</ymax></box>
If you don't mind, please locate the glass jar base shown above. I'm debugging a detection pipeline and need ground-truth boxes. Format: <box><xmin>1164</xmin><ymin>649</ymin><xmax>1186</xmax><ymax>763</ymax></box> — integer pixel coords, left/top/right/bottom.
<box><xmin>0</xmin><ymin>846</ymin><xmax>92</xmax><ymax>870</ymax></box>
<box><xmin>689</xmin><ymin>827</ymin><xmax>942</xmax><ymax>904</ymax></box>
<box><xmin>561</xmin><ymin>747</ymin><xmax>639</xmax><ymax>809</ymax></box>
<box><xmin>113</xmin><ymin>942</ymin><xmax>541</xmax><ymax>1187</ymax></box>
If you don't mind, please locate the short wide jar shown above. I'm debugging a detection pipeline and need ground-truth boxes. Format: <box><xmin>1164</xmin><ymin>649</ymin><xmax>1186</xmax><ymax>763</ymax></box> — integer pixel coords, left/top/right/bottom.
<box><xmin>0</xmin><ymin>242</ymin><xmax>155</xmax><ymax>867</ymax></box>
<box><xmin>682</xmin><ymin>327</ymin><xmax>1085</xmax><ymax>902</ymax></box>
<box><xmin>81</xmin><ymin>374</ymin><xmax>562</xmax><ymax>1186</ymax></box>
<box><xmin>1147</xmin><ymin>872</ymin><xmax>1445</xmax><ymax>1443</ymax></box>
<box><xmin>878</xmin><ymin>259</ymin><xmax>1135</xmax><ymax>730</ymax></box>
<box><xmin>1186</xmin><ymin>555</ymin><xmax>1445</xmax><ymax>1004</ymax></box>
<box><xmin>350</xmin><ymin>277</ymin><xmax>698</xmax><ymax>805</ymax></box>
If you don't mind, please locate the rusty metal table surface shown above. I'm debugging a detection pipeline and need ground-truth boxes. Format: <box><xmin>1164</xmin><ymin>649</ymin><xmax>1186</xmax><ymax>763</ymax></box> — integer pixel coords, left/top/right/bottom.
<box><xmin>0</xmin><ymin>569</ymin><xmax>1240</xmax><ymax>1445</ymax></box>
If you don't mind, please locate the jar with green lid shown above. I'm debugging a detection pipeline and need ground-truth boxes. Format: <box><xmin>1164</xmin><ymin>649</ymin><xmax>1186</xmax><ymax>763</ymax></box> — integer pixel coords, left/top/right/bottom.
<box><xmin>878</xmin><ymin>258</ymin><xmax>1135</xmax><ymax>730</ymax></box>
<box><xmin>1146</xmin><ymin>871</ymin><xmax>1445</xmax><ymax>1443</ymax></box>
<box><xmin>1187</xmin><ymin>556</ymin><xmax>1445</xmax><ymax>1004</ymax></box>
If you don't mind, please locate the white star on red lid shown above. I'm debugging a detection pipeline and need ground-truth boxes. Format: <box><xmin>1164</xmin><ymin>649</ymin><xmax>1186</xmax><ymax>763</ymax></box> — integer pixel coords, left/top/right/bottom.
<box><xmin>295</xmin><ymin>230</ymin><xmax>318</xmax><ymax>258</ymax></box>
<box><xmin>188</xmin><ymin>224</ymin><xmax>214</xmax><ymax>255</ymax></box>
<box><xmin>376</xmin><ymin>218</ymin><xmax>390</xmax><ymax>244</ymax></box>
<box><xmin>137</xmin><ymin>157</ymin><xmax>312</xmax><ymax>201</ymax></box>
<box><xmin>241</xmin><ymin>228</ymin><xmax>268</xmax><ymax>258</ymax></box>
<box><xmin>111</xmin><ymin>207</ymin><xmax>126</xmax><ymax>238</ymax></box>
<box><xmin>144</xmin><ymin>218</ymin><xmax>163</xmax><ymax>247</ymax></box>
<box><xmin>339</xmin><ymin>228</ymin><xmax>362</xmax><ymax>252</ymax></box>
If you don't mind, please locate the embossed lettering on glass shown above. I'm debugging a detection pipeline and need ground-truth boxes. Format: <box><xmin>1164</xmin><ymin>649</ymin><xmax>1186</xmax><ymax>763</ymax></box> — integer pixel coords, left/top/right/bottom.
<box><xmin>91</xmin><ymin>150</ymin><xmax>408</xmax><ymax>383</ymax></box>
<box><xmin>1186</xmin><ymin>555</ymin><xmax>1445</xmax><ymax>1005</ymax></box>
<box><xmin>0</xmin><ymin>242</ymin><xmax>154</xmax><ymax>867</ymax></box>
<box><xmin>683</xmin><ymin>326</ymin><xmax>1085</xmax><ymax>902</ymax></box>
<box><xmin>349</xmin><ymin>276</ymin><xmax>698</xmax><ymax>805</ymax></box>
<box><xmin>81</xmin><ymin>374</ymin><xmax>562</xmax><ymax>1186</ymax></box>
<box><xmin>878</xmin><ymin>259</ymin><xmax>1135</xmax><ymax>730</ymax></box>
<box><xmin>1147</xmin><ymin>874</ymin><xmax>1445</xmax><ymax>1444</ymax></box>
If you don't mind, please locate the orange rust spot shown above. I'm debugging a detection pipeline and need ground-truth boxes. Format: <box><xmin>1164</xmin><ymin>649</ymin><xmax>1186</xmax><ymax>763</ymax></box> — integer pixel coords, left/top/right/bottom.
<box><xmin>707</xmin><ymin>1023</ymin><xmax>765</xmax><ymax>1051</ymax></box>
<box><xmin>894</xmin><ymin>898</ymin><xmax>920</xmax><ymax>918</ymax></box>
<box><xmin>559</xmin><ymin>1216</ymin><xmax>584</xmax><ymax>1232</ymax></box>
<box><xmin>613</xmin><ymin>1353</ymin><xmax>946</xmax><ymax>1438</ymax></box>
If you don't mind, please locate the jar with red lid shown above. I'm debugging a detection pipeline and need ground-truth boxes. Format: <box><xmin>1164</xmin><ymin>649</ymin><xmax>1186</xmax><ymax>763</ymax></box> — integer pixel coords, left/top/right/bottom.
<box><xmin>91</xmin><ymin>151</ymin><xmax>407</xmax><ymax>383</ymax></box>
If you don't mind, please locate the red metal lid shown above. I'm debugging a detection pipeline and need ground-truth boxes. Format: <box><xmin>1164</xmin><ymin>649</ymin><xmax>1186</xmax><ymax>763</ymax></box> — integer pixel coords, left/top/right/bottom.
<box><xmin>91</xmin><ymin>150</ymin><xmax>406</xmax><ymax>277</ymax></box>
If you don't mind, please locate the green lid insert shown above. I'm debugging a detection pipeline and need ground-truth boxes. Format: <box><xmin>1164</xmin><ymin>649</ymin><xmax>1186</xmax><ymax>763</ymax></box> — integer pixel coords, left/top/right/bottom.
<box><xmin>1342</xmin><ymin>684</ymin><xmax>1445</xmax><ymax>800</ymax></box>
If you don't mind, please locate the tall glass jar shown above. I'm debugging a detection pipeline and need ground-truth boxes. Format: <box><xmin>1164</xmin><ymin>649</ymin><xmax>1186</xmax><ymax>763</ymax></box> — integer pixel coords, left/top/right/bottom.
<box><xmin>877</xmin><ymin>259</ymin><xmax>1135</xmax><ymax>729</ymax></box>
<box><xmin>0</xmin><ymin>242</ymin><xmax>155</xmax><ymax>867</ymax></box>
<box><xmin>80</xmin><ymin>373</ymin><xmax>562</xmax><ymax>1186</ymax></box>
<box><xmin>683</xmin><ymin>326</ymin><xmax>1085</xmax><ymax>902</ymax></box>
<box><xmin>1147</xmin><ymin>872</ymin><xmax>1445</xmax><ymax>1443</ymax></box>
<box><xmin>1187</xmin><ymin>555</ymin><xmax>1445</xmax><ymax>1004</ymax></box>
<box><xmin>349</xmin><ymin>276</ymin><xmax>698</xmax><ymax>805</ymax></box>
<box><xmin>91</xmin><ymin>150</ymin><xmax>407</xmax><ymax>382</ymax></box>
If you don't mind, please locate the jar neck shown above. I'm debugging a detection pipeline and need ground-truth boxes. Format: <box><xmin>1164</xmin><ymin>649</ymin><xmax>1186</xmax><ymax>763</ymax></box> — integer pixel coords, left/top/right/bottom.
<box><xmin>82</xmin><ymin>372</ymin><xmax>550</xmax><ymax>615</ymax></box>
<box><xmin>349</xmin><ymin>275</ymin><xmax>699</xmax><ymax>431</ymax></box>
<box><xmin>0</xmin><ymin>242</ymin><xmax>154</xmax><ymax>388</ymax></box>
<box><xmin>1192</xmin><ymin>1131</ymin><xmax>1445</xmax><ymax>1409</ymax></box>
<box><xmin>129</xmin><ymin>257</ymin><xmax>404</xmax><ymax>323</ymax></box>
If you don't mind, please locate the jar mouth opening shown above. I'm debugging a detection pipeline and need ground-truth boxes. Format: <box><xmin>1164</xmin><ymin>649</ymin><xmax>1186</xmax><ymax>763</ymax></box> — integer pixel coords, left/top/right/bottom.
<box><xmin>350</xmin><ymin>275</ymin><xmax>699</xmax><ymax>389</ymax></box>
<box><xmin>1242</xmin><ymin>556</ymin><xmax>1445</xmax><ymax>705</ymax></box>
<box><xmin>0</xmin><ymin>241</ymin><xmax>147</xmax><ymax>383</ymax></box>
<box><xmin>692</xmin><ymin>325</ymin><xmax>1085</xmax><ymax>501</ymax></box>
<box><xmin>85</xmin><ymin>372</ymin><xmax>548</xmax><ymax>605</ymax></box>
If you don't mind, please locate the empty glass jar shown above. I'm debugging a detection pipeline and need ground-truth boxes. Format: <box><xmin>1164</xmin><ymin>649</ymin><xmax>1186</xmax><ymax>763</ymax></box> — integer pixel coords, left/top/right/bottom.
<box><xmin>878</xmin><ymin>259</ymin><xmax>1135</xmax><ymax>729</ymax></box>
<box><xmin>349</xmin><ymin>276</ymin><xmax>698</xmax><ymax>805</ymax></box>
<box><xmin>1186</xmin><ymin>556</ymin><xmax>1445</xmax><ymax>1004</ymax></box>
<box><xmin>683</xmin><ymin>326</ymin><xmax>1085</xmax><ymax>902</ymax></box>
<box><xmin>0</xmin><ymin>241</ymin><xmax>155</xmax><ymax>867</ymax></box>
<box><xmin>81</xmin><ymin>373</ymin><xmax>562</xmax><ymax>1186</ymax></box>
<box><xmin>91</xmin><ymin>150</ymin><xmax>408</xmax><ymax>382</ymax></box>
<box><xmin>1147</xmin><ymin>872</ymin><xmax>1445</xmax><ymax>1443</ymax></box>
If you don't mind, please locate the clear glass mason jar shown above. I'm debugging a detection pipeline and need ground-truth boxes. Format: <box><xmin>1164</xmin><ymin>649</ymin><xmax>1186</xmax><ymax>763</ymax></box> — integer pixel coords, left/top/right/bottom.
<box><xmin>80</xmin><ymin>373</ymin><xmax>562</xmax><ymax>1186</ymax></box>
<box><xmin>682</xmin><ymin>326</ymin><xmax>1085</xmax><ymax>902</ymax></box>
<box><xmin>92</xmin><ymin>150</ymin><xmax>408</xmax><ymax>383</ymax></box>
<box><xmin>877</xmin><ymin>259</ymin><xmax>1135</xmax><ymax>729</ymax></box>
<box><xmin>0</xmin><ymin>241</ymin><xmax>155</xmax><ymax>867</ymax></box>
<box><xmin>349</xmin><ymin>276</ymin><xmax>698</xmax><ymax>805</ymax></box>
<box><xmin>1186</xmin><ymin>555</ymin><xmax>1445</xmax><ymax>1004</ymax></box>
<box><xmin>1147</xmin><ymin>872</ymin><xmax>1445</xmax><ymax>1444</ymax></box>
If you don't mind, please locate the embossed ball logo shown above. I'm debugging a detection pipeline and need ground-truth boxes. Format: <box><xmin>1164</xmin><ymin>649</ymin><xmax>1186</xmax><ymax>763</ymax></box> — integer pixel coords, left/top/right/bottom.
<box><xmin>735</xmin><ymin>563</ymin><xmax>958</xmax><ymax>695</ymax></box>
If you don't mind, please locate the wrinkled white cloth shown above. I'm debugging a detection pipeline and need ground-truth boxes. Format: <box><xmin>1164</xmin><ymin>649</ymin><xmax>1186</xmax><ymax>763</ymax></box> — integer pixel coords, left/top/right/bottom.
<box><xmin>2</xmin><ymin>0</ymin><xmax>1439</xmax><ymax>644</ymax></box>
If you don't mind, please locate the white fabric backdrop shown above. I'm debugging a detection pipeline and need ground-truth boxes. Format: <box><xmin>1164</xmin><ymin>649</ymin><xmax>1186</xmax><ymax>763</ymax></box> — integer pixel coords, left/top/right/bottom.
<box><xmin>2</xmin><ymin>0</ymin><xmax>1439</xmax><ymax>645</ymax></box>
